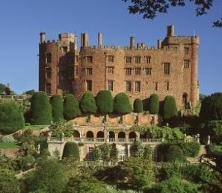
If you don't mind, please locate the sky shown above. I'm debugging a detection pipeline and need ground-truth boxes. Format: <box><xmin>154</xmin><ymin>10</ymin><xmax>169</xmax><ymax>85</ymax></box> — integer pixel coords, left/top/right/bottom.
<box><xmin>0</xmin><ymin>0</ymin><xmax>221</xmax><ymax>95</ymax></box>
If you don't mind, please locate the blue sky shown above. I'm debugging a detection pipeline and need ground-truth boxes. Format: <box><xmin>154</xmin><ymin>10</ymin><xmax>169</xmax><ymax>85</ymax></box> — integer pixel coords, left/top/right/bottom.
<box><xmin>0</xmin><ymin>0</ymin><xmax>221</xmax><ymax>95</ymax></box>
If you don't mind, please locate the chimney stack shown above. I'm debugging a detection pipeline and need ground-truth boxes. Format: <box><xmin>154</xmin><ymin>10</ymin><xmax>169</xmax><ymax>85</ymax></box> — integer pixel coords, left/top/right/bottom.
<box><xmin>157</xmin><ymin>39</ymin><xmax>162</xmax><ymax>49</ymax></box>
<box><xmin>130</xmin><ymin>36</ymin><xmax>135</xmax><ymax>49</ymax></box>
<box><xmin>81</xmin><ymin>33</ymin><xmax>89</xmax><ymax>47</ymax></box>
<box><xmin>167</xmin><ymin>25</ymin><xmax>175</xmax><ymax>37</ymax></box>
<box><xmin>98</xmin><ymin>32</ymin><xmax>103</xmax><ymax>47</ymax></box>
<box><xmin>40</xmin><ymin>32</ymin><xmax>46</xmax><ymax>43</ymax></box>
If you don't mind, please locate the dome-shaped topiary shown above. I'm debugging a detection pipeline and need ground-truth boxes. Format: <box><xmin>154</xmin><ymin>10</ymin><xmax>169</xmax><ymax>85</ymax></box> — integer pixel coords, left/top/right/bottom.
<box><xmin>113</xmin><ymin>92</ymin><xmax>132</xmax><ymax>114</ymax></box>
<box><xmin>30</xmin><ymin>92</ymin><xmax>52</xmax><ymax>125</ymax></box>
<box><xmin>162</xmin><ymin>96</ymin><xmax>178</xmax><ymax>120</ymax></box>
<box><xmin>148</xmin><ymin>94</ymin><xmax>159</xmax><ymax>114</ymax></box>
<box><xmin>50</xmin><ymin>95</ymin><xmax>64</xmax><ymax>122</ymax></box>
<box><xmin>80</xmin><ymin>91</ymin><xmax>97</xmax><ymax>114</ymax></box>
<box><xmin>63</xmin><ymin>94</ymin><xmax>81</xmax><ymax>120</ymax></box>
<box><xmin>62</xmin><ymin>142</ymin><xmax>79</xmax><ymax>160</ymax></box>
<box><xmin>96</xmin><ymin>90</ymin><xmax>113</xmax><ymax>114</ymax></box>
<box><xmin>133</xmin><ymin>98</ymin><xmax>143</xmax><ymax>113</ymax></box>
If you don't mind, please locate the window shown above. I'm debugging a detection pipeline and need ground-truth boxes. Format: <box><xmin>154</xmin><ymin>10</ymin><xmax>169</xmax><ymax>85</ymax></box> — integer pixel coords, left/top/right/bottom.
<box><xmin>135</xmin><ymin>81</ymin><xmax>141</xmax><ymax>92</ymax></box>
<box><xmin>107</xmin><ymin>80</ymin><xmax>114</xmax><ymax>91</ymax></box>
<box><xmin>135</xmin><ymin>56</ymin><xmax>141</xmax><ymax>64</ymax></box>
<box><xmin>145</xmin><ymin>56</ymin><xmax>151</xmax><ymax>63</ymax></box>
<box><xmin>107</xmin><ymin>67</ymin><xmax>114</xmax><ymax>74</ymax></box>
<box><xmin>126</xmin><ymin>56</ymin><xmax>132</xmax><ymax>63</ymax></box>
<box><xmin>144</xmin><ymin>68</ymin><xmax>152</xmax><ymax>75</ymax></box>
<box><xmin>45</xmin><ymin>67</ymin><xmax>51</xmax><ymax>78</ymax></box>
<box><xmin>155</xmin><ymin>82</ymin><xmax>158</xmax><ymax>91</ymax></box>
<box><xmin>62</xmin><ymin>46</ymin><xmax>68</xmax><ymax>53</ymax></box>
<box><xmin>125</xmin><ymin>68</ymin><xmax>132</xmax><ymax>75</ymax></box>
<box><xmin>86</xmin><ymin>56</ymin><xmax>93</xmax><ymax>63</ymax></box>
<box><xmin>46</xmin><ymin>83</ymin><xmax>51</xmax><ymax>94</ymax></box>
<box><xmin>86</xmin><ymin>68</ymin><xmax>92</xmax><ymax>75</ymax></box>
<box><xmin>166</xmin><ymin>81</ymin><xmax>170</xmax><ymax>90</ymax></box>
<box><xmin>126</xmin><ymin>81</ymin><xmax>132</xmax><ymax>92</ymax></box>
<box><xmin>46</xmin><ymin>53</ymin><xmax>52</xmax><ymax>63</ymax></box>
<box><xmin>184</xmin><ymin>60</ymin><xmax>190</xmax><ymax>68</ymax></box>
<box><xmin>108</xmin><ymin>55</ymin><xmax>114</xmax><ymax>62</ymax></box>
<box><xmin>164</xmin><ymin>63</ymin><xmax>171</xmax><ymax>75</ymax></box>
<box><xmin>184</xmin><ymin>47</ymin><xmax>189</xmax><ymax>55</ymax></box>
<box><xmin>135</xmin><ymin>68</ymin><xmax>141</xmax><ymax>75</ymax></box>
<box><xmin>86</xmin><ymin>80</ymin><xmax>92</xmax><ymax>91</ymax></box>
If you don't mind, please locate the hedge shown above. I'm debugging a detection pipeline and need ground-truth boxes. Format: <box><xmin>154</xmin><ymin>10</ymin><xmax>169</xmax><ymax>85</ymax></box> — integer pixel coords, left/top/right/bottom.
<box><xmin>133</xmin><ymin>98</ymin><xmax>143</xmax><ymax>113</ymax></box>
<box><xmin>96</xmin><ymin>90</ymin><xmax>113</xmax><ymax>114</ymax></box>
<box><xmin>162</xmin><ymin>96</ymin><xmax>178</xmax><ymax>120</ymax></box>
<box><xmin>50</xmin><ymin>95</ymin><xmax>64</xmax><ymax>122</ymax></box>
<box><xmin>62</xmin><ymin>142</ymin><xmax>80</xmax><ymax>160</ymax></box>
<box><xmin>148</xmin><ymin>94</ymin><xmax>159</xmax><ymax>114</ymax></box>
<box><xmin>80</xmin><ymin>91</ymin><xmax>97</xmax><ymax>114</ymax></box>
<box><xmin>113</xmin><ymin>92</ymin><xmax>132</xmax><ymax>114</ymax></box>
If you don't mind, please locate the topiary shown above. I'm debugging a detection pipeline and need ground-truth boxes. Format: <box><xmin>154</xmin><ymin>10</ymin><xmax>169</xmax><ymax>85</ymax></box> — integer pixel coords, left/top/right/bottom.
<box><xmin>62</xmin><ymin>142</ymin><xmax>80</xmax><ymax>160</ymax></box>
<box><xmin>63</xmin><ymin>94</ymin><xmax>81</xmax><ymax>120</ymax></box>
<box><xmin>113</xmin><ymin>92</ymin><xmax>132</xmax><ymax>114</ymax></box>
<box><xmin>96</xmin><ymin>90</ymin><xmax>113</xmax><ymax>114</ymax></box>
<box><xmin>133</xmin><ymin>98</ymin><xmax>143</xmax><ymax>113</ymax></box>
<box><xmin>162</xmin><ymin>96</ymin><xmax>178</xmax><ymax>120</ymax></box>
<box><xmin>165</xmin><ymin>144</ymin><xmax>185</xmax><ymax>162</ymax></box>
<box><xmin>80</xmin><ymin>91</ymin><xmax>97</xmax><ymax>114</ymax></box>
<box><xmin>0</xmin><ymin>101</ymin><xmax>25</xmax><ymax>134</ymax></box>
<box><xmin>50</xmin><ymin>95</ymin><xmax>64</xmax><ymax>122</ymax></box>
<box><xmin>20</xmin><ymin>155</ymin><xmax>35</xmax><ymax>171</ymax></box>
<box><xmin>148</xmin><ymin>94</ymin><xmax>159</xmax><ymax>114</ymax></box>
<box><xmin>1</xmin><ymin>135</ymin><xmax>16</xmax><ymax>144</ymax></box>
<box><xmin>30</xmin><ymin>92</ymin><xmax>52</xmax><ymax>125</ymax></box>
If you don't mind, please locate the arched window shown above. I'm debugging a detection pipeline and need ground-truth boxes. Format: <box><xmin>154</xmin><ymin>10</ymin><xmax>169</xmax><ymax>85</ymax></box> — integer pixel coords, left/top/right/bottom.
<box><xmin>96</xmin><ymin>131</ymin><xmax>104</xmax><ymax>142</ymax></box>
<box><xmin>73</xmin><ymin>130</ymin><xmax>80</xmax><ymax>141</ymax></box>
<box><xmin>129</xmin><ymin>132</ymin><xmax>137</xmax><ymax>142</ymax></box>
<box><xmin>86</xmin><ymin>131</ymin><xmax>94</xmax><ymax>141</ymax></box>
<box><xmin>109</xmin><ymin>131</ymin><xmax>115</xmax><ymax>142</ymax></box>
<box><xmin>118</xmin><ymin>132</ymin><xmax>126</xmax><ymax>142</ymax></box>
<box><xmin>46</xmin><ymin>53</ymin><xmax>52</xmax><ymax>63</ymax></box>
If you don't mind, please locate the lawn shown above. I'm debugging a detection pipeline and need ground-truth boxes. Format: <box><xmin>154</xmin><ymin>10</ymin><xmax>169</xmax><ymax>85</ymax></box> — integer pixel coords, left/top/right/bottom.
<box><xmin>25</xmin><ymin>125</ymin><xmax>49</xmax><ymax>130</ymax></box>
<box><xmin>0</xmin><ymin>142</ymin><xmax>18</xmax><ymax>149</ymax></box>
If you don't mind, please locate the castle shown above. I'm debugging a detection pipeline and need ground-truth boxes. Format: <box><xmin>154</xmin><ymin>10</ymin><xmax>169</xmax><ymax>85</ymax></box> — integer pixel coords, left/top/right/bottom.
<box><xmin>39</xmin><ymin>25</ymin><xmax>199</xmax><ymax>109</ymax></box>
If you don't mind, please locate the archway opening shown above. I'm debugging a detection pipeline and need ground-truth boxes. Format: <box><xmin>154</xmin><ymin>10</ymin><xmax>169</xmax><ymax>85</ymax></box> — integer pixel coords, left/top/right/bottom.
<box><xmin>86</xmin><ymin>131</ymin><xmax>94</xmax><ymax>141</ymax></box>
<box><xmin>96</xmin><ymin>131</ymin><xmax>104</xmax><ymax>142</ymax></box>
<box><xmin>109</xmin><ymin>131</ymin><xmax>115</xmax><ymax>142</ymax></box>
<box><xmin>118</xmin><ymin>132</ymin><xmax>126</xmax><ymax>142</ymax></box>
<box><xmin>129</xmin><ymin>132</ymin><xmax>137</xmax><ymax>142</ymax></box>
<box><xmin>73</xmin><ymin>130</ymin><xmax>80</xmax><ymax>141</ymax></box>
<box><xmin>182</xmin><ymin>93</ymin><xmax>189</xmax><ymax>109</ymax></box>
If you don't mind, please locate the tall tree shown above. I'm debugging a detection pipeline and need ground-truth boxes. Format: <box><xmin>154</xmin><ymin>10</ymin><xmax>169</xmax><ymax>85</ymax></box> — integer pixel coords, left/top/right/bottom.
<box><xmin>122</xmin><ymin>0</ymin><xmax>222</xmax><ymax>27</ymax></box>
<box><xmin>162</xmin><ymin>96</ymin><xmax>178</xmax><ymax>120</ymax></box>
<box><xmin>80</xmin><ymin>91</ymin><xmax>97</xmax><ymax>114</ymax></box>
<box><xmin>133</xmin><ymin>98</ymin><xmax>143</xmax><ymax>113</ymax></box>
<box><xmin>96</xmin><ymin>90</ymin><xmax>113</xmax><ymax>114</ymax></box>
<box><xmin>113</xmin><ymin>92</ymin><xmax>132</xmax><ymax>114</ymax></box>
<box><xmin>148</xmin><ymin>94</ymin><xmax>160</xmax><ymax>114</ymax></box>
<box><xmin>50</xmin><ymin>95</ymin><xmax>64</xmax><ymax>122</ymax></box>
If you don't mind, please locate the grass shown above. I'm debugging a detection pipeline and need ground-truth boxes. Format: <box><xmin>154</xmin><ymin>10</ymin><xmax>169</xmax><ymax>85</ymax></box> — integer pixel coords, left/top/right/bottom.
<box><xmin>0</xmin><ymin>142</ymin><xmax>18</xmax><ymax>149</ymax></box>
<box><xmin>25</xmin><ymin>125</ymin><xmax>49</xmax><ymax>130</ymax></box>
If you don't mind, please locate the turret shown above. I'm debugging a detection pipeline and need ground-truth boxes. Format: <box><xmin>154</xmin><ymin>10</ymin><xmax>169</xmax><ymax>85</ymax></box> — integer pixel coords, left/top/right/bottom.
<box><xmin>40</xmin><ymin>32</ymin><xmax>46</xmax><ymax>43</ymax></box>
<box><xmin>130</xmin><ymin>36</ymin><xmax>135</xmax><ymax>49</ymax></box>
<box><xmin>167</xmin><ymin>25</ymin><xmax>175</xmax><ymax>37</ymax></box>
<box><xmin>98</xmin><ymin>32</ymin><xmax>103</xmax><ymax>47</ymax></box>
<box><xmin>81</xmin><ymin>33</ymin><xmax>89</xmax><ymax>47</ymax></box>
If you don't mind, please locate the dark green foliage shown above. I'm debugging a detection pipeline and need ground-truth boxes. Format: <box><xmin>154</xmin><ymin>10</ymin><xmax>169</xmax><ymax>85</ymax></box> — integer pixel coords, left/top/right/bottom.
<box><xmin>143</xmin><ymin>145</ymin><xmax>152</xmax><ymax>160</ymax></box>
<box><xmin>113</xmin><ymin>92</ymin><xmax>132</xmax><ymax>114</ymax></box>
<box><xmin>162</xmin><ymin>96</ymin><xmax>178</xmax><ymax>120</ymax></box>
<box><xmin>30</xmin><ymin>92</ymin><xmax>52</xmax><ymax>125</ymax></box>
<box><xmin>50</xmin><ymin>95</ymin><xmax>64</xmax><ymax>122</ymax></box>
<box><xmin>91</xmin><ymin>146</ymin><xmax>101</xmax><ymax>161</ymax></box>
<box><xmin>165</xmin><ymin>144</ymin><xmax>185</xmax><ymax>162</ymax></box>
<box><xmin>26</xmin><ymin>160</ymin><xmax>67</xmax><ymax>193</ymax></box>
<box><xmin>99</xmin><ymin>143</ymin><xmax>110</xmax><ymax>162</ymax></box>
<box><xmin>148</xmin><ymin>94</ymin><xmax>160</xmax><ymax>114</ymax></box>
<box><xmin>80</xmin><ymin>91</ymin><xmax>97</xmax><ymax>114</ymax></box>
<box><xmin>177</xmin><ymin>141</ymin><xmax>200</xmax><ymax>157</ymax></box>
<box><xmin>63</xmin><ymin>94</ymin><xmax>81</xmax><ymax>120</ymax></box>
<box><xmin>96</xmin><ymin>90</ymin><xmax>113</xmax><ymax>114</ymax></box>
<box><xmin>206</xmin><ymin>120</ymin><xmax>222</xmax><ymax>143</ymax></box>
<box><xmin>0</xmin><ymin>101</ymin><xmax>25</xmax><ymax>134</ymax></box>
<box><xmin>110</xmin><ymin>143</ymin><xmax>118</xmax><ymax>163</ymax></box>
<box><xmin>133</xmin><ymin>98</ymin><xmax>143</xmax><ymax>113</ymax></box>
<box><xmin>200</xmin><ymin>93</ymin><xmax>222</xmax><ymax>121</ymax></box>
<box><xmin>130</xmin><ymin>141</ymin><xmax>143</xmax><ymax>157</ymax></box>
<box><xmin>20</xmin><ymin>155</ymin><xmax>35</xmax><ymax>171</ymax></box>
<box><xmin>0</xmin><ymin>168</ymin><xmax>20</xmax><ymax>193</ymax></box>
<box><xmin>62</xmin><ymin>142</ymin><xmax>79</xmax><ymax>160</ymax></box>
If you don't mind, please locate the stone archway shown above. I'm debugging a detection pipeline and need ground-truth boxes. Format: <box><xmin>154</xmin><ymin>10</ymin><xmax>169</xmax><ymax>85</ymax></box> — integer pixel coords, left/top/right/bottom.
<box><xmin>96</xmin><ymin>131</ymin><xmax>104</xmax><ymax>142</ymax></box>
<box><xmin>118</xmin><ymin>132</ymin><xmax>126</xmax><ymax>142</ymax></box>
<box><xmin>86</xmin><ymin>131</ymin><xmax>94</xmax><ymax>141</ymax></box>
<box><xmin>129</xmin><ymin>131</ymin><xmax>137</xmax><ymax>142</ymax></box>
<box><xmin>109</xmin><ymin>131</ymin><xmax>115</xmax><ymax>142</ymax></box>
<box><xmin>182</xmin><ymin>92</ymin><xmax>190</xmax><ymax>109</ymax></box>
<box><xmin>73</xmin><ymin>130</ymin><xmax>80</xmax><ymax>141</ymax></box>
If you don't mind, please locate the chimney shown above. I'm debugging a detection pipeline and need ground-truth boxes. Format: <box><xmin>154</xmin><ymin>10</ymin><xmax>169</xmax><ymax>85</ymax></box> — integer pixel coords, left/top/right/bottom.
<box><xmin>157</xmin><ymin>39</ymin><xmax>162</xmax><ymax>49</ymax></box>
<box><xmin>81</xmin><ymin>33</ymin><xmax>89</xmax><ymax>47</ymax></box>
<box><xmin>98</xmin><ymin>32</ymin><xmax>103</xmax><ymax>47</ymax></box>
<box><xmin>167</xmin><ymin>25</ymin><xmax>175</xmax><ymax>37</ymax></box>
<box><xmin>130</xmin><ymin>36</ymin><xmax>135</xmax><ymax>49</ymax></box>
<box><xmin>40</xmin><ymin>32</ymin><xmax>46</xmax><ymax>43</ymax></box>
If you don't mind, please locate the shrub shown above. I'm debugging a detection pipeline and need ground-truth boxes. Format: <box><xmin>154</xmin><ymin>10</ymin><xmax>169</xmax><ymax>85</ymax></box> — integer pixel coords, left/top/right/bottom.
<box><xmin>80</xmin><ymin>91</ymin><xmax>97</xmax><ymax>114</ymax></box>
<box><xmin>113</xmin><ymin>92</ymin><xmax>132</xmax><ymax>114</ymax></box>
<box><xmin>50</xmin><ymin>95</ymin><xmax>64</xmax><ymax>122</ymax></box>
<box><xmin>0</xmin><ymin>101</ymin><xmax>25</xmax><ymax>134</ymax></box>
<box><xmin>133</xmin><ymin>98</ymin><xmax>143</xmax><ymax>113</ymax></box>
<box><xmin>162</xmin><ymin>96</ymin><xmax>178</xmax><ymax>120</ymax></box>
<box><xmin>20</xmin><ymin>155</ymin><xmax>35</xmax><ymax>171</ymax></box>
<box><xmin>1</xmin><ymin>135</ymin><xmax>16</xmax><ymax>144</ymax></box>
<box><xmin>148</xmin><ymin>94</ymin><xmax>159</xmax><ymax>114</ymax></box>
<box><xmin>206</xmin><ymin>120</ymin><xmax>222</xmax><ymax>143</ymax></box>
<box><xmin>165</xmin><ymin>144</ymin><xmax>185</xmax><ymax>162</ymax></box>
<box><xmin>63</xmin><ymin>94</ymin><xmax>81</xmax><ymax>120</ymax></box>
<box><xmin>62</xmin><ymin>142</ymin><xmax>79</xmax><ymax>160</ymax></box>
<box><xmin>177</xmin><ymin>141</ymin><xmax>200</xmax><ymax>157</ymax></box>
<box><xmin>96</xmin><ymin>90</ymin><xmax>113</xmax><ymax>114</ymax></box>
<box><xmin>30</xmin><ymin>92</ymin><xmax>52</xmax><ymax>125</ymax></box>
<box><xmin>200</xmin><ymin>92</ymin><xmax>222</xmax><ymax>121</ymax></box>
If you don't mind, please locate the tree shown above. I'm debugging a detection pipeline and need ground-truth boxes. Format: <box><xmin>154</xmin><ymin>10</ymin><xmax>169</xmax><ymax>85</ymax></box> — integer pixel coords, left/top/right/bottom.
<box><xmin>113</xmin><ymin>92</ymin><xmax>132</xmax><ymax>114</ymax></box>
<box><xmin>50</xmin><ymin>95</ymin><xmax>64</xmax><ymax>122</ymax></box>
<box><xmin>30</xmin><ymin>92</ymin><xmax>52</xmax><ymax>125</ymax></box>
<box><xmin>96</xmin><ymin>90</ymin><xmax>113</xmax><ymax>114</ymax></box>
<box><xmin>130</xmin><ymin>141</ymin><xmax>143</xmax><ymax>157</ymax></box>
<box><xmin>148</xmin><ymin>94</ymin><xmax>160</xmax><ymax>114</ymax></box>
<box><xmin>165</xmin><ymin>144</ymin><xmax>185</xmax><ymax>162</ymax></box>
<box><xmin>0</xmin><ymin>83</ymin><xmax>7</xmax><ymax>94</ymax></box>
<box><xmin>62</xmin><ymin>142</ymin><xmax>80</xmax><ymax>160</ymax></box>
<box><xmin>110</xmin><ymin>143</ymin><xmax>118</xmax><ymax>164</ymax></box>
<box><xmin>0</xmin><ymin>168</ymin><xmax>20</xmax><ymax>193</ymax></box>
<box><xmin>0</xmin><ymin>101</ymin><xmax>25</xmax><ymax>134</ymax></box>
<box><xmin>162</xmin><ymin>96</ymin><xmax>178</xmax><ymax>120</ymax></box>
<box><xmin>133</xmin><ymin>98</ymin><xmax>143</xmax><ymax>113</ymax></box>
<box><xmin>27</xmin><ymin>160</ymin><xmax>67</xmax><ymax>193</ymax></box>
<box><xmin>200</xmin><ymin>92</ymin><xmax>222</xmax><ymax>121</ymax></box>
<box><xmin>122</xmin><ymin>0</ymin><xmax>222</xmax><ymax>27</ymax></box>
<box><xmin>63</xmin><ymin>94</ymin><xmax>81</xmax><ymax>120</ymax></box>
<box><xmin>80</xmin><ymin>91</ymin><xmax>97</xmax><ymax>114</ymax></box>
